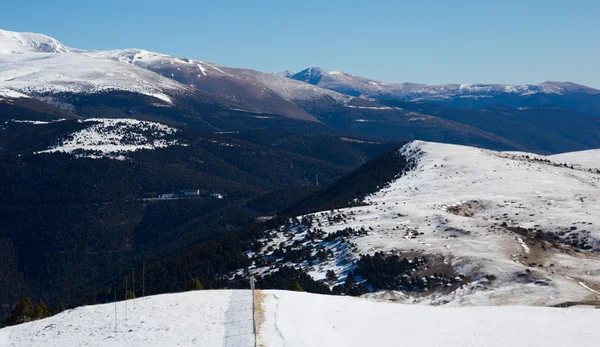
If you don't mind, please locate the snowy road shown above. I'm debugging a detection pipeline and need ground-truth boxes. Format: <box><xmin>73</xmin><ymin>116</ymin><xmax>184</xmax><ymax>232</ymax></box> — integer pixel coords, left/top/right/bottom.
<box><xmin>223</xmin><ymin>290</ymin><xmax>255</xmax><ymax>347</ymax></box>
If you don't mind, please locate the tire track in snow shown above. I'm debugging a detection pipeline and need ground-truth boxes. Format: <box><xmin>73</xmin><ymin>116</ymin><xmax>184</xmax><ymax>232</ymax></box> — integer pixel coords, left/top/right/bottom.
<box><xmin>222</xmin><ymin>290</ymin><xmax>254</xmax><ymax>347</ymax></box>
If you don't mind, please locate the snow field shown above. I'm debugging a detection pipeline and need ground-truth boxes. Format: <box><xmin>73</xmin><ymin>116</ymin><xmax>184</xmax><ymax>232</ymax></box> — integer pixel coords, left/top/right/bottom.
<box><xmin>0</xmin><ymin>290</ymin><xmax>255</xmax><ymax>347</ymax></box>
<box><xmin>4</xmin><ymin>289</ymin><xmax>599</xmax><ymax>347</ymax></box>
<box><xmin>258</xmin><ymin>290</ymin><xmax>600</xmax><ymax>347</ymax></box>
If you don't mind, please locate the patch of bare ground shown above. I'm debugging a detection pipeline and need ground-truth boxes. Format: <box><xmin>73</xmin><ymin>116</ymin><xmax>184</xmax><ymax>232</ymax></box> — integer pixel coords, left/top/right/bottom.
<box><xmin>501</xmin><ymin>224</ymin><xmax>600</xmax><ymax>267</ymax></box>
<box><xmin>446</xmin><ymin>200</ymin><xmax>486</xmax><ymax>217</ymax></box>
<box><xmin>410</xmin><ymin>254</ymin><xmax>472</xmax><ymax>299</ymax></box>
<box><xmin>255</xmin><ymin>290</ymin><xmax>266</xmax><ymax>347</ymax></box>
<box><xmin>552</xmin><ymin>301</ymin><xmax>600</xmax><ymax>308</ymax></box>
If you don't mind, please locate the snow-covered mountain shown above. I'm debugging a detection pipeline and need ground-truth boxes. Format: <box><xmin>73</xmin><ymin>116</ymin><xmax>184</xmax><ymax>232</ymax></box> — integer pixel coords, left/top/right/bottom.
<box><xmin>0</xmin><ymin>52</ymin><xmax>189</xmax><ymax>104</ymax></box>
<box><xmin>290</xmin><ymin>67</ymin><xmax>600</xmax><ymax>115</ymax></box>
<box><xmin>0</xmin><ymin>29</ymin><xmax>198</xmax><ymax>112</ymax></box>
<box><xmin>291</xmin><ymin>67</ymin><xmax>600</xmax><ymax>99</ymax></box>
<box><xmin>81</xmin><ymin>49</ymin><xmax>348</xmax><ymax>121</ymax></box>
<box><xmin>0</xmin><ymin>29</ymin><xmax>350</xmax><ymax>122</ymax></box>
<box><xmin>2</xmin><ymin>28</ymin><xmax>600</xmax><ymax>151</ymax></box>
<box><xmin>242</xmin><ymin>141</ymin><xmax>600</xmax><ymax>306</ymax></box>
<box><xmin>1</xmin><ymin>289</ymin><xmax>599</xmax><ymax>347</ymax></box>
<box><xmin>0</xmin><ymin>29</ymin><xmax>72</xmax><ymax>54</ymax></box>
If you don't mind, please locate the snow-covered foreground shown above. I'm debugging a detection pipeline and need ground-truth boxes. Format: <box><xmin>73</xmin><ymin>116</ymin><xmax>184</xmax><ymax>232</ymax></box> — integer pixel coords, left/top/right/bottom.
<box><xmin>259</xmin><ymin>290</ymin><xmax>600</xmax><ymax>347</ymax></box>
<box><xmin>3</xmin><ymin>289</ymin><xmax>600</xmax><ymax>347</ymax></box>
<box><xmin>0</xmin><ymin>290</ymin><xmax>255</xmax><ymax>347</ymax></box>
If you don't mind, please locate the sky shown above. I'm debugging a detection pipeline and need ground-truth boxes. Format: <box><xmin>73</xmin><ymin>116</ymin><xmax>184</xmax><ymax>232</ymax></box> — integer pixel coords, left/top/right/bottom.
<box><xmin>1</xmin><ymin>0</ymin><xmax>599</xmax><ymax>88</ymax></box>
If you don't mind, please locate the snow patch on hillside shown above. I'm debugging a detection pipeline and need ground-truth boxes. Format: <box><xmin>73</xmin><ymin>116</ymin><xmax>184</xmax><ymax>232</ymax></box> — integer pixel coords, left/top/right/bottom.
<box><xmin>0</xmin><ymin>88</ymin><xmax>30</xmax><ymax>99</ymax></box>
<box><xmin>10</xmin><ymin>119</ymin><xmax>64</xmax><ymax>125</ymax></box>
<box><xmin>37</xmin><ymin>118</ymin><xmax>181</xmax><ymax>159</ymax></box>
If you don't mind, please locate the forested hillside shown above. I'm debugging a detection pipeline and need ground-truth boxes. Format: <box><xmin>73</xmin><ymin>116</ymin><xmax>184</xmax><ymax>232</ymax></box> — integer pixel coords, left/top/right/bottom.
<box><xmin>0</xmin><ymin>119</ymin><xmax>392</xmax><ymax>322</ymax></box>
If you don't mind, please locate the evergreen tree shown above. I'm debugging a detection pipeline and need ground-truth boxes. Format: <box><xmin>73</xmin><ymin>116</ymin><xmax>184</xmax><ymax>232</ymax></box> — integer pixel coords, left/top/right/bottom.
<box><xmin>187</xmin><ymin>278</ymin><xmax>204</xmax><ymax>291</ymax></box>
<box><xmin>59</xmin><ymin>303</ymin><xmax>67</xmax><ymax>313</ymax></box>
<box><xmin>289</xmin><ymin>281</ymin><xmax>304</xmax><ymax>292</ymax></box>
<box><xmin>126</xmin><ymin>289</ymin><xmax>136</xmax><ymax>299</ymax></box>
<box><xmin>326</xmin><ymin>270</ymin><xmax>338</xmax><ymax>282</ymax></box>
<box><xmin>7</xmin><ymin>298</ymin><xmax>35</xmax><ymax>325</ymax></box>
<box><xmin>34</xmin><ymin>300</ymin><xmax>50</xmax><ymax>320</ymax></box>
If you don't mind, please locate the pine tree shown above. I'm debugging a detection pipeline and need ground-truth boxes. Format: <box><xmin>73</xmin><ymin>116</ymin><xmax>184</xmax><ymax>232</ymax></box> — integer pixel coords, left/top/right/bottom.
<box><xmin>187</xmin><ymin>278</ymin><xmax>204</xmax><ymax>291</ymax></box>
<box><xmin>345</xmin><ymin>271</ymin><xmax>355</xmax><ymax>286</ymax></box>
<box><xmin>59</xmin><ymin>303</ymin><xmax>66</xmax><ymax>313</ymax></box>
<box><xmin>7</xmin><ymin>298</ymin><xmax>35</xmax><ymax>325</ymax></box>
<box><xmin>126</xmin><ymin>289</ymin><xmax>136</xmax><ymax>299</ymax></box>
<box><xmin>289</xmin><ymin>281</ymin><xmax>304</xmax><ymax>292</ymax></box>
<box><xmin>326</xmin><ymin>270</ymin><xmax>338</xmax><ymax>282</ymax></box>
<box><xmin>34</xmin><ymin>300</ymin><xmax>50</xmax><ymax>320</ymax></box>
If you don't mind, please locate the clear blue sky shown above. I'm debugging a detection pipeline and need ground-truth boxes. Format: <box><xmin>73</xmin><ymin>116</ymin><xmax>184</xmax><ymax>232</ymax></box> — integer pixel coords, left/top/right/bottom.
<box><xmin>2</xmin><ymin>0</ymin><xmax>599</xmax><ymax>88</ymax></box>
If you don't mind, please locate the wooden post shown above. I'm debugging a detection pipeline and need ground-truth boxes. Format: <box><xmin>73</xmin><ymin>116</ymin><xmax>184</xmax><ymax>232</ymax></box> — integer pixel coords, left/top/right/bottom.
<box><xmin>132</xmin><ymin>268</ymin><xmax>135</xmax><ymax>309</ymax></box>
<box><xmin>142</xmin><ymin>260</ymin><xmax>145</xmax><ymax>298</ymax></box>
<box><xmin>114</xmin><ymin>286</ymin><xmax>117</xmax><ymax>336</ymax></box>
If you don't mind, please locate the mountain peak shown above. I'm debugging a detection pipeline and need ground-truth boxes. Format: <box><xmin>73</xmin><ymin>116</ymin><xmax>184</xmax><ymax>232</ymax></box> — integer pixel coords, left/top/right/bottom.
<box><xmin>0</xmin><ymin>29</ymin><xmax>72</xmax><ymax>54</ymax></box>
<box><xmin>290</xmin><ymin>67</ymin><xmax>328</xmax><ymax>85</ymax></box>
<box><xmin>540</xmin><ymin>81</ymin><xmax>600</xmax><ymax>94</ymax></box>
<box><xmin>272</xmin><ymin>70</ymin><xmax>294</xmax><ymax>78</ymax></box>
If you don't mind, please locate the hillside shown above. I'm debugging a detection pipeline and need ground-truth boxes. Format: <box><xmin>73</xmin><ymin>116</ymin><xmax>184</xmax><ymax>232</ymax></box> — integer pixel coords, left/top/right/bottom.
<box><xmin>1</xmin><ymin>289</ymin><xmax>599</xmax><ymax>347</ymax></box>
<box><xmin>106</xmin><ymin>141</ymin><xmax>600</xmax><ymax>309</ymax></box>
<box><xmin>0</xmin><ymin>118</ymin><xmax>393</xmax><ymax>321</ymax></box>
<box><xmin>378</xmin><ymin>101</ymin><xmax>600</xmax><ymax>154</ymax></box>
<box><xmin>242</xmin><ymin>141</ymin><xmax>600</xmax><ymax>306</ymax></box>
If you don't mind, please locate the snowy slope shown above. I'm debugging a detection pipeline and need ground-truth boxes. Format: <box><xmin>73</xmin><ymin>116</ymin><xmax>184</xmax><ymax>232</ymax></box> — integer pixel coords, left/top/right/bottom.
<box><xmin>85</xmin><ymin>50</ymin><xmax>348</xmax><ymax>103</ymax></box>
<box><xmin>0</xmin><ymin>290</ymin><xmax>254</xmax><ymax>347</ymax></box>
<box><xmin>0</xmin><ymin>88</ymin><xmax>30</xmax><ymax>100</ymax></box>
<box><xmin>0</xmin><ymin>29</ymin><xmax>72</xmax><ymax>54</ymax></box>
<box><xmin>549</xmin><ymin>150</ymin><xmax>600</xmax><ymax>171</ymax></box>
<box><xmin>83</xmin><ymin>49</ymin><xmax>235</xmax><ymax>79</ymax></box>
<box><xmin>259</xmin><ymin>290</ymin><xmax>600</xmax><ymax>347</ymax></box>
<box><xmin>0</xmin><ymin>52</ymin><xmax>189</xmax><ymax>103</ymax></box>
<box><xmin>2</xmin><ymin>289</ymin><xmax>599</xmax><ymax>347</ymax></box>
<box><xmin>0</xmin><ymin>29</ymin><xmax>348</xmax><ymax>121</ymax></box>
<box><xmin>246</xmin><ymin>141</ymin><xmax>600</xmax><ymax>306</ymax></box>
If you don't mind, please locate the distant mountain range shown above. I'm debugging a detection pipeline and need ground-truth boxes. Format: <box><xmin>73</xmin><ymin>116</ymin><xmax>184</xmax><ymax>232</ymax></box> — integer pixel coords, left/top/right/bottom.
<box><xmin>2</xmin><ymin>28</ymin><xmax>600</xmax><ymax>155</ymax></box>
<box><xmin>289</xmin><ymin>67</ymin><xmax>600</xmax><ymax>116</ymax></box>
